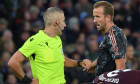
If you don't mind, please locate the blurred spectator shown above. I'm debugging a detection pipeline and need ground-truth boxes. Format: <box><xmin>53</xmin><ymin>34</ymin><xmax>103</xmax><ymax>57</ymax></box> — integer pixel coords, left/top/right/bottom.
<box><xmin>136</xmin><ymin>42</ymin><xmax>140</xmax><ymax>57</ymax></box>
<box><xmin>75</xmin><ymin>0</ymin><xmax>93</xmax><ymax>16</ymax></box>
<box><xmin>29</xmin><ymin>6</ymin><xmax>40</xmax><ymax>21</ymax></box>
<box><xmin>82</xmin><ymin>16</ymin><xmax>96</xmax><ymax>36</ymax></box>
<box><xmin>86</xmin><ymin>40</ymin><xmax>98</xmax><ymax>61</ymax></box>
<box><xmin>34</xmin><ymin>0</ymin><xmax>43</xmax><ymax>9</ymax></box>
<box><xmin>122</xmin><ymin>2</ymin><xmax>133</xmax><ymax>28</ymax></box>
<box><xmin>126</xmin><ymin>44</ymin><xmax>138</xmax><ymax>69</ymax></box>
<box><xmin>0</xmin><ymin>73</ymin><xmax>4</xmax><ymax>84</ymax></box>
<box><xmin>23</xmin><ymin>21</ymin><xmax>31</xmax><ymax>32</ymax></box>
<box><xmin>31</xmin><ymin>0</ymin><xmax>45</xmax><ymax>17</ymax></box>
<box><xmin>0</xmin><ymin>29</ymin><xmax>12</xmax><ymax>52</ymax></box>
<box><xmin>20</xmin><ymin>31</ymin><xmax>30</xmax><ymax>42</ymax></box>
<box><xmin>3</xmin><ymin>0</ymin><xmax>25</xmax><ymax>29</ymax></box>
<box><xmin>24</xmin><ymin>62</ymin><xmax>33</xmax><ymax>79</ymax></box>
<box><xmin>49</xmin><ymin>0</ymin><xmax>59</xmax><ymax>7</ymax></box>
<box><xmin>16</xmin><ymin>31</ymin><xmax>30</xmax><ymax>48</ymax></box>
<box><xmin>4</xmin><ymin>41</ymin><xmax>15</xmax><ymax>54</ymax></box>
<box><xmin>65</xmin><ymin>17</ymin><xmax>80</xmax><ymax>43</ymax></box>
<box><xmin>31</xmin><ymin>21</ymin><xmax>43</xmax><ymax>35</ymax></box>
<box><xmin>24</xmin><ymin>11</ymin><xmax>31</xmax><ymax>21</ymax></box>
<box><xmin>123</xmin><ymin>28</ymin><xmax>137</xmax><ymax>47</ymax></box>
<box><xmin>71</xmin><ymin>51</ymin><xmax>80</xmax><ymax>60</ymax></box>
<box><xmin>71</xmin><ymin>78</ymin><xmax>79</xmax><ymax>84</ymax></box>
<box><xmin>75</xmin><ymin>33</ymin><xmax>86</xmax><ymax>44</ymax></box>
<box><xmin>1</xmin><ymin>30</ymin><xmax>13</xmax><ymax>43</ymax></box>
<box><xmin>63</xmin><ymin>0</ymin><xmax>75</xmax><ymax>21</ymax></box>
<box><xmin>65</xmin><ymin>44</ymin><xmax>76</xmax><ymax>54</ymax></box>
<box><xmin>0</xmin><ymin>18</ymin><xmax>7</xmax><ymax>37</ymax></box>
<box><xmin>75</xmin><ymin>43</ymin><xmax>86</xmax><ymax>60</ymax></box>
<box><xmin>87</xmin><ymin>31</ymin><xmax>98</xmax><ymax>43</ymax></box>
<box><xmin>6</xmin><ymin>73</ymin><xmax>18</xmax><ymax>84</ymax></box>
<box><xmin>136</xmin><ymin>42</ymin><xmax>140</xmax><ymax>70</ymax></box>
<box><xmin>113</xmin><ymin>1</ymin><xmax>125</xmax><ymax>28</ymax></box>
<box><xmin>65</xmin><ymin>67</ymin><xmax>90</xmax><ymax>84</ymax></box>
<box><xmin>29</xmin><ymin>5</ymin><xmax>44</xmax><ymax>30</ymax></box>
<box><xmin>132</xmin><ymin>5</ymin><xmax>140</xmax><ymax>32</ymax></box>
<box><xmin>0</xmin><ymin>51</ymin><xmax>9</xmax><ymax>83</ymax></box>
<box><xmin>2</xmin><ymin>51</ymin><xmax>11</xmax><ymax>67</ymax></box>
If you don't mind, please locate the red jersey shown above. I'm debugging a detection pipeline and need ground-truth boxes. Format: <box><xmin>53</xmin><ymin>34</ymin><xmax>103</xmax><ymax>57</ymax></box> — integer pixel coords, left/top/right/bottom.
<box><xmin>94</xmin><ymin>69</ymin><xmax>140</xmax><ymax>84</ymax></box>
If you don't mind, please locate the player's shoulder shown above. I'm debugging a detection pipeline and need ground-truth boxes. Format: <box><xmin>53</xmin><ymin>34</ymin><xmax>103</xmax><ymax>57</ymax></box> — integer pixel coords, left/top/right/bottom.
<box><xmin>107</xmin><ymin>25</ymin><xmax>125</xmax><ymax>38</ymax></box>
<box><xmin>111</xmin><ymin>25</ymin><xmax>123</xmax><ymax>35</ymax></box>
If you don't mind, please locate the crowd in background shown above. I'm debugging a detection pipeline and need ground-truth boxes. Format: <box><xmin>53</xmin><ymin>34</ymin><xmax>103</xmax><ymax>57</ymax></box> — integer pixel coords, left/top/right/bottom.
<box><xmin>0</xmin><ymin>0</ymin><xmax>140</xmax><ymax>84</ymax></box>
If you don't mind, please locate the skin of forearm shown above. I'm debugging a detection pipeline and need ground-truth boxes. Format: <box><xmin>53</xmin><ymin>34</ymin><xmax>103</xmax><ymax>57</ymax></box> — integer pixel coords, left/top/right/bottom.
<box><xmin>116</xmin><ymin>63</ymin><xmax>126</xmax><ymax>69</ymax></box>
<box><xmin>64</xmin><ymin>57</ymin><xmax>78</xmax><ymax>68</ymax></box>
<box><xmin>115</xmin><ymin>58</ymin><xmax>126</xmax><ymax>69</ymax></box>
<box><xmin>92</xmin><ymin>59</ymin><xmax>97</xmax><ymax>68</ymax></box>
<box><xmin>8</xmin><ymin>61</ymin><xmax>25</xmax><ymax>80</ymax></box>
<box><xmin>8</xmin><ymin>51</ymin><xmax>26</xmax><ymax>80</ymax></box>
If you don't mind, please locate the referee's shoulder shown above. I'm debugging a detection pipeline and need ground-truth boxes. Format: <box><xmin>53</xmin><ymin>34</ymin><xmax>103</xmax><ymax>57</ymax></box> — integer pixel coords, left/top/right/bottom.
<box><xmin>28</xmin><ymin>32</ymin><xmax>42</xmax><ymax>43</ymax></box>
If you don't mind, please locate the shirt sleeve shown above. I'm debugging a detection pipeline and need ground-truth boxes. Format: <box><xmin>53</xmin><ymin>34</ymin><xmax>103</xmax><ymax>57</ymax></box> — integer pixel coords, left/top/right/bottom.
<box><xmin>108</xmin><ymin>29</ymin><xmax>127</xmax><ymax>60</ymax></box>
<box><xmin>19</xmin><ymin>36</ymin><xmax>37</xmax><ymax>58</ymax></box>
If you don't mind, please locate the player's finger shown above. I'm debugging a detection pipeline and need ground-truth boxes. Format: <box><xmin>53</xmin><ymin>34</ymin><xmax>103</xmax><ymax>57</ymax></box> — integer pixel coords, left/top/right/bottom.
<box><xmin>83</xmin><ymin>67</ymin><xmax>88</xmax><ymax>71</ymax></box>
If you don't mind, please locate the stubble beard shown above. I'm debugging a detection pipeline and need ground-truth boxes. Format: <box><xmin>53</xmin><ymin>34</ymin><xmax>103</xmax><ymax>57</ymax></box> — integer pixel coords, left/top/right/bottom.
<box><xmin>99</xmin><ymin>22</ymin><xmax>106</xmax><ymax>32</ymax></box>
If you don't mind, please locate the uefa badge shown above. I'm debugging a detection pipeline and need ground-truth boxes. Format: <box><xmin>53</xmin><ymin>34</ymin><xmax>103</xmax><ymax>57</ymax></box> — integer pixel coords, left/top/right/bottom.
<box><xmin>61</xmin><ymin>49</ymin><xmax>64</xmax><ymax>58</ymax></box>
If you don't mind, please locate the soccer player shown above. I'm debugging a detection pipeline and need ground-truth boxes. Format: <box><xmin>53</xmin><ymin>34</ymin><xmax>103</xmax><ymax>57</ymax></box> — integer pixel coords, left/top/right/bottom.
<box><xmin>84</xmin><ymin>1</ymin><xmax>127</xmax><ymax>77</ymax></box>
<box><xmin>8</xmin><ymin>7</ymin><xmax>91</xmax><ymax>84</ymax></box>
<box><xmin>92</xmin><ymin>69</ymin><xmax>140</xmax><ymax>84</ymax></box>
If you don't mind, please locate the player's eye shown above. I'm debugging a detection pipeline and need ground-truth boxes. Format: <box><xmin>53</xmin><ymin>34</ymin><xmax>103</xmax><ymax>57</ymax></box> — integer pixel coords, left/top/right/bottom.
<box><xmin>96</xmin><ymin>16</ymin><xmax>100</xmax><ymax>18</ymax></box>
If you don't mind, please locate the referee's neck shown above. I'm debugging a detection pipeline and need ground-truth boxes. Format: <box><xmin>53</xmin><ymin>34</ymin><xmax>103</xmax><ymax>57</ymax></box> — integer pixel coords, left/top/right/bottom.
<box><xmin>44</xmin><ymin>27</ymin><xmax>57</xmax><ymax>38</ymax></box>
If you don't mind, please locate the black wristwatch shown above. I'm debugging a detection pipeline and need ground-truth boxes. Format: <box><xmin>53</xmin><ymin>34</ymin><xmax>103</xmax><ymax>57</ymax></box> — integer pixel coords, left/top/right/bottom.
<box><xmin>77</xmin><ymin>60</ymin><xmax>82</xmax><ymax>67</ymax></box>
<box><xmin>20</xmin><ymin>75</ymin><xmax>32</xmax><ymax>84</ymax></box>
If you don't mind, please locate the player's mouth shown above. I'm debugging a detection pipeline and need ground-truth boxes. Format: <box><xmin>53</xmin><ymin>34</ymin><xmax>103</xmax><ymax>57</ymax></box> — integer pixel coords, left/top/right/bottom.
<box><xmin>96</xmin><ymin>24</ymin><xmax>100</xmax><ymax>27</ymax></box>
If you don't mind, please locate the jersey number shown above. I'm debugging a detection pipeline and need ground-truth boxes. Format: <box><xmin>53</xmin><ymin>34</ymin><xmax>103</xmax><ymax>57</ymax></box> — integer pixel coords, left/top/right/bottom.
<box><xmin>107</xmin><ymin>69</ymin><xmax>131</xmax><ymax>77</ymax></box>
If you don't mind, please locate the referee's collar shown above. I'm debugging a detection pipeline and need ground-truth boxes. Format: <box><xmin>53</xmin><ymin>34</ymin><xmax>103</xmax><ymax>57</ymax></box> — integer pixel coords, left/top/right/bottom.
<box><xmin>39</xmin><ymin>30</ymin><xmax>58</xmax><ymax>39</ymax></box>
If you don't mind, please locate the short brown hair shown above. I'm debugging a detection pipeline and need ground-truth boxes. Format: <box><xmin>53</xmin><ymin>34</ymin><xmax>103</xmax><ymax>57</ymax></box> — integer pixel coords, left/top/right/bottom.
<box><xmin>94</xmin><ymin>1</ymin><xmax>114</xmax><ymax>21</ymax></box>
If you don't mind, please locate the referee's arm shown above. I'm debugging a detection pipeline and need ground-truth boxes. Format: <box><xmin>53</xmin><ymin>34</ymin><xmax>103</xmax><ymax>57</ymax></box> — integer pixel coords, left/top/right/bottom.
<box><xmin>8</xmin><ymin>51</ymin><xmax>39</xmax><ymax>84</ymax></box>
<box><xmin>8</xmin><ymin>51</ymin><xmax>26</xmax><ymax>80</ymax></box>
<box><xmin>64</xmin><ymin>57</ymin><xmax>91</xmax><ymax>68</ymax></box>
<box><xmin>64</xmin><ymin>57</ymin><xmax>79</xmax><ymax>68</ymax></box>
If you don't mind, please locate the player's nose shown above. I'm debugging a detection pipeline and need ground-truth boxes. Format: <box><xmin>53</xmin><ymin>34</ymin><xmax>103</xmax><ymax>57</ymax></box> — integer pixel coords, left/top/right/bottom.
<box><xmin>94</xmin><ymin>19</ymin><xmax>97</xmax><ymax>23</ymax></box>
<box><xmin>64</xmin><ymin>23</ymin><xmax>66</xmax><ymax>27</ymax></box>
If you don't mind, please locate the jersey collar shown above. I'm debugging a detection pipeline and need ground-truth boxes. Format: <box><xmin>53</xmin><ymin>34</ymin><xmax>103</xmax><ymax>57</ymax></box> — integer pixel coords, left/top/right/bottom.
<box><xmin>39</xmin><ymin>30</ymin><xmax>58</xmax><ymax>39</ymax></box>
<box><xmin>105</xmin><ymin>24</ymin><xmax>116</xmax><ymax>35</ymax></box>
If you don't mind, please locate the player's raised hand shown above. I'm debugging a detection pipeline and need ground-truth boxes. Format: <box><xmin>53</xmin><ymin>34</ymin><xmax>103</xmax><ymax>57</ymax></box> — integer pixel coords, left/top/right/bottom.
<box><xmin>31</xmin><ymin>78</ymin><xmax>39</xmax><ymax>84</ymax></box>
<box><xmin>80</xmin><ymin>59</ymin><xmax>92</xmax><ymax>70</ymax></box>
<box><xmin>87</xmin><ymin>66</ymin><xmax>96</xmax><ymax>73</ymax></box>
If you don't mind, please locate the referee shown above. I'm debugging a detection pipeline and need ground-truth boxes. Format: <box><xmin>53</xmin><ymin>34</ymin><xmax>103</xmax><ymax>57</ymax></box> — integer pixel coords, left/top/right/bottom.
<box><xmin>84</xmin><ymin>1</ymin><xmax>127</xmax><ymax>77</ymax></box>
<box><xmin>8</xmin><ymin>7</ymin><xmax>91</xmax><ymax>84</ymax></box>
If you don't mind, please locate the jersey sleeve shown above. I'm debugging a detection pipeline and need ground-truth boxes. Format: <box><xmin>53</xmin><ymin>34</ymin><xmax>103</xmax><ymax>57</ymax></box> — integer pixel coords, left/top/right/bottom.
<box><xmin>19</xmin><ymin>36</ymin><xmax>37</xmax><ymax>58</ymax></box>
<box><xmin>108</xmin><ymin>29</ymin><xmax>127</xmax><ymax>60</ymax></box>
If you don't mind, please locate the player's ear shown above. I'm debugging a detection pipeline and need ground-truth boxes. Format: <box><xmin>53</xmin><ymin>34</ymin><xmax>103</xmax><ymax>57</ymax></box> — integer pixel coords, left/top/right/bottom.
<box><xmin>106</xmin><ymin>15</ymin><xmax>111</xmax><ymax>22</ymax></box>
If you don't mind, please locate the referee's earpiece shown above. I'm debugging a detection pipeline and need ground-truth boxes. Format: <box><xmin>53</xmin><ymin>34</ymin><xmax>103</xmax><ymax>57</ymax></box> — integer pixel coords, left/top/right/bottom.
<box><xmin>55</xmin><ymin>21</ymin><xmax>62</xmax><ymax>31</ymax></box>
<box><xmin>55</xmin><ymin>22</ymin><xmax>57</xmax><ymax>25</ymax></box>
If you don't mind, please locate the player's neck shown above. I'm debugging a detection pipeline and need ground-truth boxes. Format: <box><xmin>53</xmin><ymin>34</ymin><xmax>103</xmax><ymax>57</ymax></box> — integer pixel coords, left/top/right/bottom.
<box><xmin>103</xmin><ymin>21</ymin><xmax>114</xmax><ymax>34</ymax></box>
<box><xmin>44</xmin><ymin>27</ymin><xmax>57</xmax><ymax>38</ymax></box>
<box><xmin>127</xmin><ymin>58</ymin><xmax>132</xmax><ymax>62</ymax></box>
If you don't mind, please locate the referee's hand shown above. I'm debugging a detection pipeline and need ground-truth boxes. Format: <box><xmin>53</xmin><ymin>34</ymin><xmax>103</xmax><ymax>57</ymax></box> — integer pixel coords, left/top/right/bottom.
<box><xmin>31</xmin><ymin>78</ymin><xmax>39</xmax><ymax>84</ymax></box>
